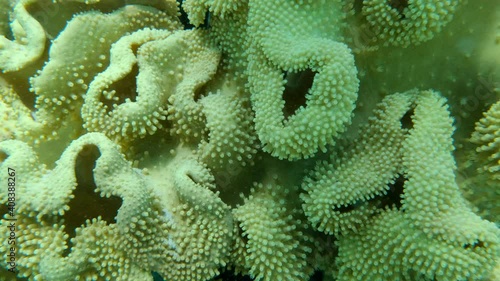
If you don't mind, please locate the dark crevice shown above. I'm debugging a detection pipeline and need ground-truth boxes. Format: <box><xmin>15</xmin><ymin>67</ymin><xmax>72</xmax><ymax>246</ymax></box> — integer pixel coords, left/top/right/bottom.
<box><xmin>310</xmin><ymin>271</ymin><xmax>324</xmax><ymax>281</ymax></box>
<box><xmin>99</xmin><ymin>63</ymin><xmax>139</xmax><ymax>113</ymax></box>
<box><xmin>335</xmin><ymin>202</ymin><xmax>359</xmax><ymax>213</ymax></box>
<box><xmin>209</xmin><ymin>260</ymin><xmax>328</xmax><ymax>280</ymax></box>
<box><xmin>380</xmin><ymin>173</ymin><xmax>406</xmax><ymax>210</ymax></box>
<box><xmin>152</xmin><ymin>271</ymin><xmax>165</xmax><ymax>281</ymax></box>
<box><xmin>463</xmin><ymin>240</ymin><xmax>485</xmax><ymax>250</ymax></box>
<box><xmin>177</xmin><ymin>0</ymin><xmax>194</xmax><ymax>29</ymax></box>
<box><xmin>130</xmin><ymin>43</ymin><xmax>140</xmax><ymax>56</ymax></box>
<box><xmin>216</xmin><ymin>154</ymin><xmax>266</xmax><ymax>208</ymax></box>
<box><xmin>282</xmin><ymin>69</ymin><xmax>315</xmax><ymax>121</ymax></box>
<box><xmin>0</xmin><ymin>152</ymin><xmax>9</xmax><ymax>219</ymax></box>
<box><xmin>3</xmin><ymin>53</ymin><xmax>47</xmax><ymax>110</ymax></box>
<box><xmin>0</xmin><ymin>208</ymin><xmax>6</xmax><ymax>221</ymax></box>
<box><xmin>186</xmin><ymin>173</ymin><xmax>198</xmax><ymax>185</ymax></box>
<box><xmin>388</xmin><ymin>0</ymin><xmax>408</xmax><ymax>19</ymax></box>
<box><xmin>62</xmin><ymin>145</ymin><xmax>122</xmax><ymax>257</ymax></box>
<box><xmin>211</xmin><ymin>269</ymin><xmax>253</xmax><ymax>281</ymax></box>
<box><xmin>334</xmin><ymin>174</ymin><xmax>406</xmax><ymax>214</ymax></box>
<box><xmin>238</xmin><ymin>223</ymin><xmax>249</xmax><ymax>245</ymax></box>
<box><xmin>201</xmin><ymin>10</ymin><xmax>211</xmax><ymax>29</ymax></box>
<box><xmin>193</xmin><ymin>84</ymin><xmax>209</xmax><ymax>102</ymax></box>
<box><xmin>177</xmin><ymin>0</ymin><xmax>210</xmax><ymax>29</ymax></box>
<box><xmin>401</xmin><ymin>107</ymin><xmax>415</xmax><ymax>129</ymax></box>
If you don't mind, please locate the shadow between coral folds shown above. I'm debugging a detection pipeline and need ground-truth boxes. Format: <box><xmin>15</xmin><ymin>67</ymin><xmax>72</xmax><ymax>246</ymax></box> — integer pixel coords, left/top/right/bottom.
<box><xmin>62</xmin><ymin>144</ymin><xmax>122</xmax><ymax>257</ymax></box>
<box><xmin>282</xmin><ymin>69</ymin><xmax>315</xmax><ymax>121</ymax></box>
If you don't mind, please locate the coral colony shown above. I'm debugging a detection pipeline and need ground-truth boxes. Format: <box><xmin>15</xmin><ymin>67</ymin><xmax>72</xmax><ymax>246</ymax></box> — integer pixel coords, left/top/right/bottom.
<box><xmin>0</xmin><ymin>0</ymin><xmax>499</xmax><ymax>280</ymax></box>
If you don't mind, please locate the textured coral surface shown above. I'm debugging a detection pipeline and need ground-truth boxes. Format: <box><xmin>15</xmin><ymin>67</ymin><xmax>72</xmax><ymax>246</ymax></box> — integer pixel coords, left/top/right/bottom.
<box><xmin>0</xmin><ymin>0</ymin><xmax>499</xmax><ymax>280</ymax></box>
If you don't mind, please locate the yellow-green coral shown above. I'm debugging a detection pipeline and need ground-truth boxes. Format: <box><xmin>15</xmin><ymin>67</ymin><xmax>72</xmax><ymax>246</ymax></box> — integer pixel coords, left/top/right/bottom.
<box><xmin>149</xmin><ymin>148</ymin><xmax>234</xmax><ymax>280</ymax></box>
<box><xmin>301</xmin><ymin>90</ymin><xmax>412</xmax><ymax>235</ymax></box>
<box><xmin>82</xmin><ymin>28</ymin><xmax>173</xmax><ymax>141</ymax></box>
<box><xmin>401</xmin><ymin>91</ymin><xmax>481</xmax><ymax>241</ymax></box>
<box><xmin>0</xmin><ymin>0</ymin><xmax>45</xmax><ymax>72</ymax></box>
<box><xmin>28</xmin><ymin>5</ymin><xmax>181</xmax><ymax>143</ymax></box>
<box><xmin>165</xmin><ymin>29</ymin><xmax>221</xmax><ymax>142</ymax></box>
<box><xmin>248</xmin><ymin>0</ymin><xmax>358</xmax><ymax>160</ymax></box>
<box><xmin>335</xmin><ymin>90</ymin><xmax>499</xmax><ymax>281</ymax></box>
<box><xmin>233</xmin><ymin>181</ymin><xmax>313</xmax><ymax>281</ymax></box>
<box><xmin>185</xmin><ymin>0</ymin><xmax>359</xmax><ymax>160</ymax></box>
<box><xmin>470</xmin><ymin>100</ymin><xmax>500</xmax><ymax>181</ymax></box>
<box><xmin>0</xmin><ymin>80</ymin><xmax>34</xmax><ymax>141</ymax></box>
<box><xmin>82</xmin><ymin>28</ymin><xmax>224</xmax><ymax>143</ymax></box>
<box><xmin>198</xmin><ymin>87</ymin><xmax>258</xmax><ymax>172</ymax></box>
<box><xmin>460</xmin><ymin>100</ymin><xmax>500</xmax><ymax>224</ymax></box>
<box><xmin>0</xmin><ymin>133</ymin><xmax>234</xmax><ymax>280</ymax></box>
<box><xmin>1</xmin><ymin>133</ymin><xmax>165</xmax><ymax>280</ymax></box>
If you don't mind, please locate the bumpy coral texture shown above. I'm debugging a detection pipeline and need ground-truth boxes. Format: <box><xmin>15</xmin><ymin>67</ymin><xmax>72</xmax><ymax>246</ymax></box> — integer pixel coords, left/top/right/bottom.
<box><xmin>460</xmin><ymin>100</ymin><xmax>500</xmax><ymax>224</ymax></box>
<box><xmin>470</xmin><ymin>100</ymin><xmax>500</xmax><ymax>182</ymax></box>
<box><xmin>233</xmin><ymin>181</ymin><xmax>313</xmax><ymax>281</ymax></box>
<box><xmin>0</xmin><ymin>0</ymin><xmax>499</xmax><ymax>280</ymax></box>
<box><xmin>0</xmin><ymin>0</ymin><xmax>45</xmax><ymax>72</ymax></box>
<box><xmin>301</xmin><ymin>91</ymin><xmax>411</xmax><ymax>235</ymax></box>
